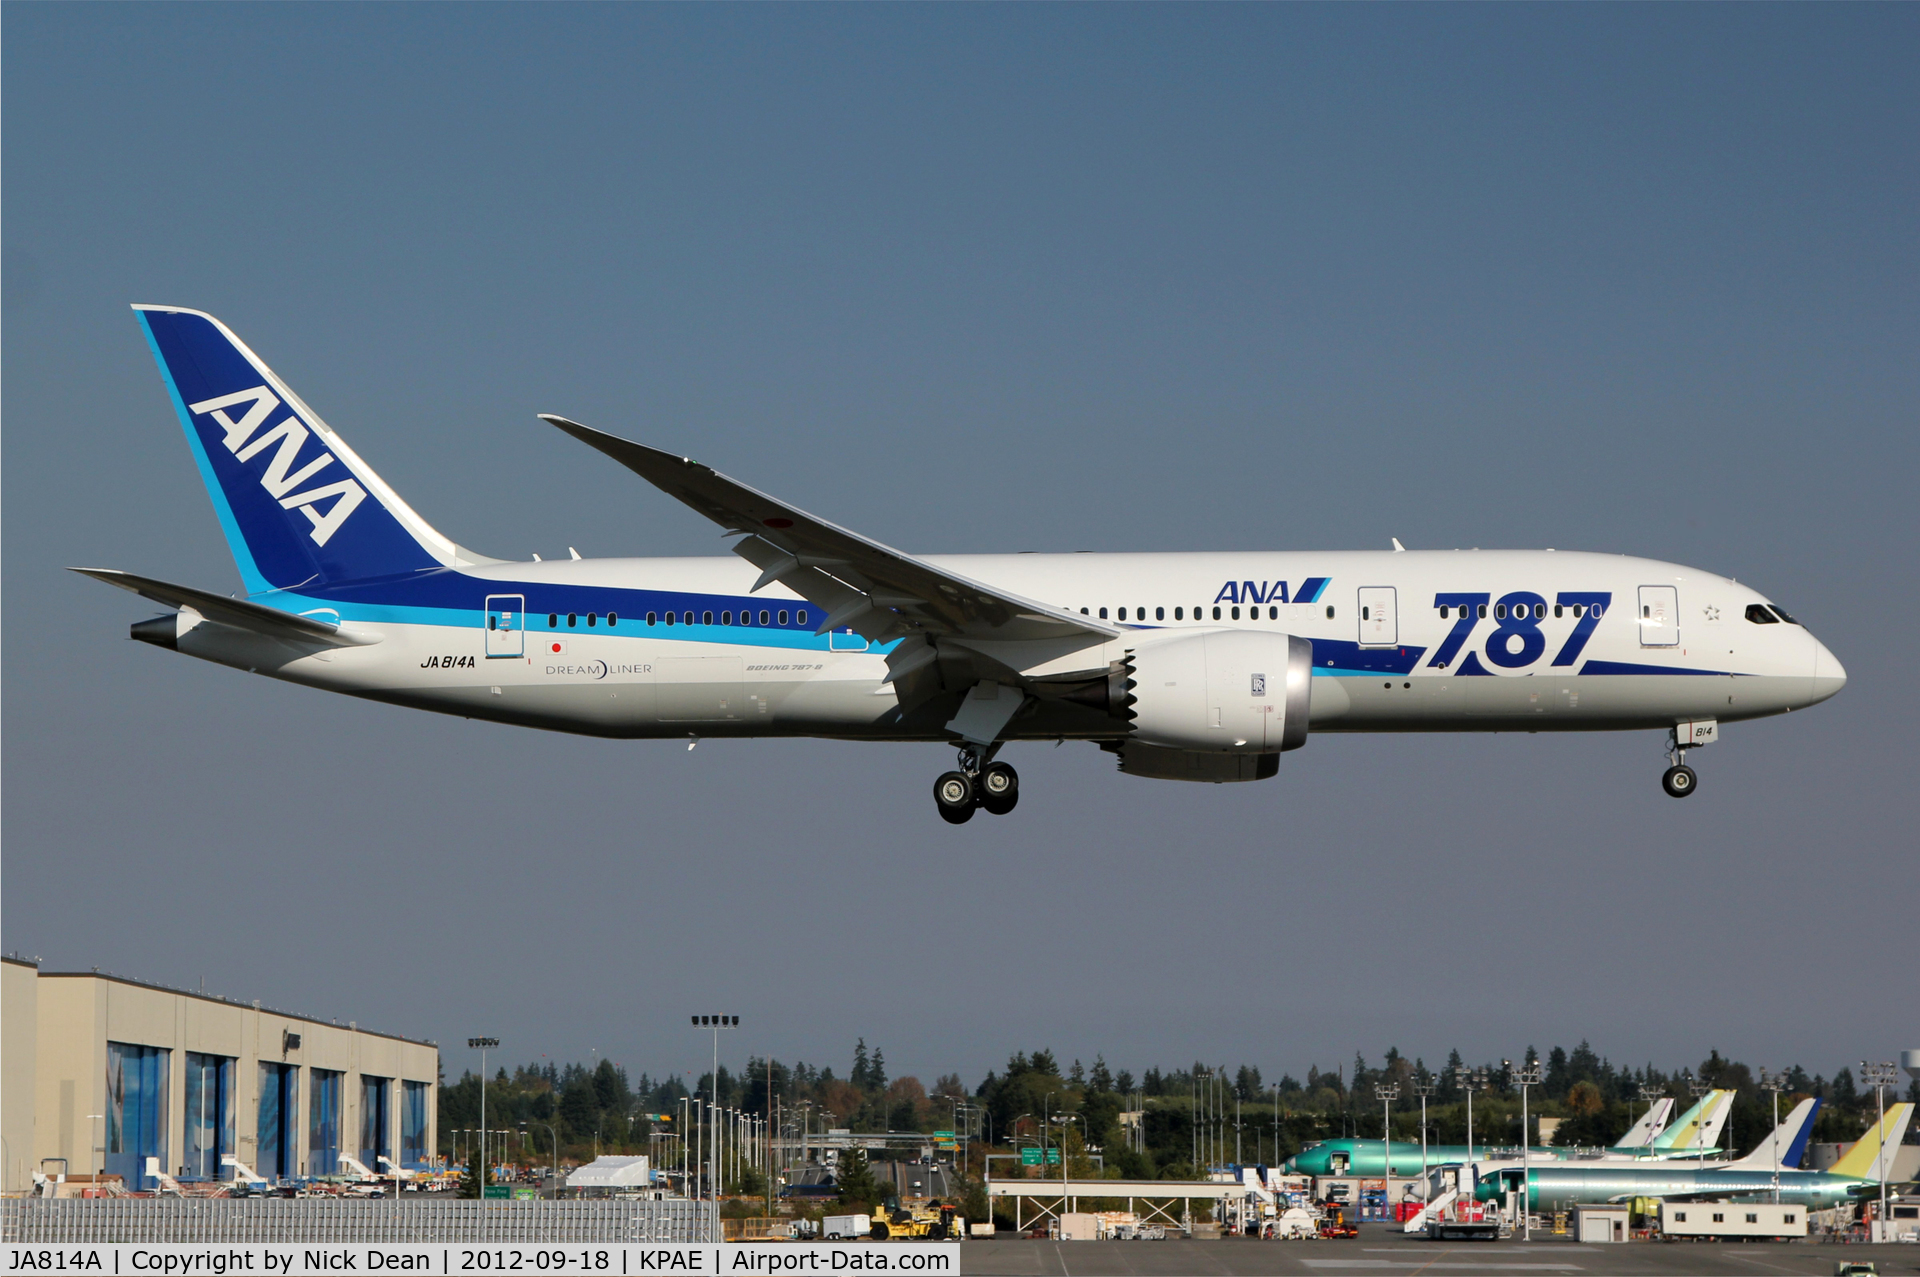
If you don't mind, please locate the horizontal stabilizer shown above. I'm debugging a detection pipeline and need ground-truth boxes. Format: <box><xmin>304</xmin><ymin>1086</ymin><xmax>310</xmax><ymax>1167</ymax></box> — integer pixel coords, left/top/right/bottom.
<box><xmin>72</xmin><ymin>568</ymin><xmax>363</xmax><ymax>645</ymax></box>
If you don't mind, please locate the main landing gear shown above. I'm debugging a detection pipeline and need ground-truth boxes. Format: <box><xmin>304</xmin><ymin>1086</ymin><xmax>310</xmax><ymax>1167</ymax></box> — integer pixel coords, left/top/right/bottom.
<box><xmin>1661</xmin><ymin>728</ymin><xmax>1699</xmax><ymax>799</ymax></box>
<box><xmin>934</xmin><ymin>747</ymin><xmax>1019</xmax><ymax>824</ymax></box>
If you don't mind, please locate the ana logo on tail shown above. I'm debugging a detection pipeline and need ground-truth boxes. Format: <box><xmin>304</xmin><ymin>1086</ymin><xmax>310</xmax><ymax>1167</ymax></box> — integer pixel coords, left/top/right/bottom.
<box><xmin>188</xmin><ymin>386</ymin><xmax>366</xmax><ymax>546</ymax></box>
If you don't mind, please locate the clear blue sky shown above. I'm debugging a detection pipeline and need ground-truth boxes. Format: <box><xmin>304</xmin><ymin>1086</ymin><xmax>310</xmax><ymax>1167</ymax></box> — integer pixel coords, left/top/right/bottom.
<box><xmin>5</xmin><ymin>5</ymin><xmax>1915</xmax><ymax>1091</ymax></box>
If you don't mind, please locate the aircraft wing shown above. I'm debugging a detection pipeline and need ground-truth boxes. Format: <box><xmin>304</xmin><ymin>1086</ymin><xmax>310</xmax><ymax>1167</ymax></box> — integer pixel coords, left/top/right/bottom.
<box><xmin>542</xmin><ymin>416</ymin><xmax>1120</xmax><ymax>652</ymax></box>
<box><xmin>72</xmin><ymin>568</ymin><xmax>347</xmax><ymax>643</ymax></box>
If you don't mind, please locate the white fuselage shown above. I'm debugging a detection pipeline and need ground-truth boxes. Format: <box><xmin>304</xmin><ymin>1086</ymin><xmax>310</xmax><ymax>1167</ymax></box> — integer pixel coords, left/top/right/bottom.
<box><xmin>171</xmin><ymin>548</ymin><xmax>1844</xmax><ymax>743</ymax></box>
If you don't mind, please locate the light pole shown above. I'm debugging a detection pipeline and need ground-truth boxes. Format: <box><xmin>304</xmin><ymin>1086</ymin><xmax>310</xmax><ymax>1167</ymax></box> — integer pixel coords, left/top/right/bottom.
<box><xmin>1860</xmin><ymin>1061</ymin><xmax>1898</xmax><ymax>1242</ymax></box>
<box><xmin>468</xmin><ymin>1038</ymin><xmax>499</xmax><ymax>1194</ymax></box>
<box><xmin>1509</xmin><ymin>1058</ymin><xmax>1542</xmax><ymax>1240</ymax></box>
<box><xmin>1455</xmin><ymin>1066</ymin><xmax>1487</xmax><ymax>1165</ymax></box>
<box><xmin>1758</xmin><ymin>1070</ymin><xmax>1783</xmax><ymax>1204</ymax></box>
<box><xmin>1635</xmin><ymin>1083</ymin><xmax>1660</xmax><ymax>1161</ymax></box>
<box><xmin>1685</xmin><ymin>1072</ymin><xmax>1710</xmax><ymax>1169</ymax></box>
<box><xmin>689</xmin><ymin>1015</ymin><xmax>739</xmax><ymax>1202</ymax></box>
<box><xmin>1055</xmin><ymin>1114</ymin><xmax>1078</xmax><ymax>1225</ymax></box>
<box><xmin>1410</xmin><ymin>1078</ymin><xmax>1435</xmax><ymax>1204</ymax></box>
<box><xmin>87</xmin><ymin>1115</ymin><xmax>104</xmax><ymax>1177</ymax></box>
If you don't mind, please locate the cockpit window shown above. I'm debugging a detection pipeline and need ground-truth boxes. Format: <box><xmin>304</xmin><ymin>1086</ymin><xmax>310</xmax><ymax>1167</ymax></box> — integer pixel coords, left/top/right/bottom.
<box><xmin>1768</xmin><ymin>604</ymin><xmax>1798</xmax><ymax>625</ymax></box>
<box><xmin>1745</xmin><ymin>603</ymin><xmax>1779</xmax><ymax>624</ymax></box>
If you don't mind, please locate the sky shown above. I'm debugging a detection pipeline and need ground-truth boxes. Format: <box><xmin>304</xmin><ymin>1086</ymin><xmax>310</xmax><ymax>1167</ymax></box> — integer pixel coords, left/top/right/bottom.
<box><xmin>5</xmin><ymin>5</ymin><xmax>1916</xmax><ymax>1097</ymax></box>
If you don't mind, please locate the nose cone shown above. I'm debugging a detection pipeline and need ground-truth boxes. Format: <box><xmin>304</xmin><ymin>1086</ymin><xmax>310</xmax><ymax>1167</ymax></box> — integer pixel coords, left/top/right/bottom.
<box><xmin>1810</xmin><ymin>636</ymin><xmax>1847</xmax><ymax>706</ymax></box>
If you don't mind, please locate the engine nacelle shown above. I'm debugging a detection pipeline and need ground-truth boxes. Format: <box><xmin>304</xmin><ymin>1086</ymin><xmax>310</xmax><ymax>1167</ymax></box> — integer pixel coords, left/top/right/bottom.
<box><xmin>1123</xmin><ymin>629</ymin><xmax>1312</xmax><ymax>755</ymax></box>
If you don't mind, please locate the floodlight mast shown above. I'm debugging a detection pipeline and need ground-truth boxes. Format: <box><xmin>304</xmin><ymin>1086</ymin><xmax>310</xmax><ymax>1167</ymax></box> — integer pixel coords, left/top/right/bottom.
<box><xmin>1758</xmin><ymin>1070</ymin><xmax>1784</xmax><ymax>1204</ymax></box>
<box><xmin>1860</xmin><ymin>1061</ymin><xmax>1898</xmax><ymax>1242</ymax></box>
<box><xmin>1685</xmin><ymin>1072</ymin><xmax>1710</xmax><ymax>1169</ymax></box>
<box><xmin>1509</xmin><ymin>1058</ymin><xmax>1542</xmax><ymax>1241</ymax></box>
<box><xmin>1410</xmin><ymin>1078</ymin><xmax>1437</xmax><ymax>1205</ymax></box>
<box><xmin>689</xmin><ymin>1015</ymin><xmax>740</xmax><ymax>1203</ymax></box>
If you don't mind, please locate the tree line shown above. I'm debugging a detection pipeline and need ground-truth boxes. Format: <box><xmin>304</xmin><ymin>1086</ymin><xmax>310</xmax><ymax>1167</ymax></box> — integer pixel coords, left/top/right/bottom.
<box><xmin>439</xmin><ymin>1038</ymin><xmax>1918</xmax><ymax>1178</ymax></box>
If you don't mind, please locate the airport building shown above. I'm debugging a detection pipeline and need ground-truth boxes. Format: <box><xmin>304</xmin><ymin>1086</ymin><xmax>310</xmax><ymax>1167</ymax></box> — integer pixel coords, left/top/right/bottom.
<box><xmin>2</xmin><ymin>957</ymin><xmax>438</xmax><ymax>1193</ymax></box>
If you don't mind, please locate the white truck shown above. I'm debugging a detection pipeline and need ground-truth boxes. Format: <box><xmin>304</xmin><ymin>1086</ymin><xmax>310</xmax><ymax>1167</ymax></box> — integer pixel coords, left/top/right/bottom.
<box><xmin>821</xmin><ymin>1213</ymin><xmax>874</xmax><ymax>1241</ymax></box>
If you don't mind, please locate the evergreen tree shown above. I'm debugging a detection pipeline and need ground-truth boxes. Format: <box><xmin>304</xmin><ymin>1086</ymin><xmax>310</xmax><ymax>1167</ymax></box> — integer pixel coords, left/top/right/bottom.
<box><xmin>852</xmin><ymin>1040</ymin><xmax>870</xmax><ymax>1091</ymax></box>
<box><xmin>869</xmin><ymin>1049</ymin><xmax>887</xmax><ymax>1093</ymax></box>
<box><xmin>835</xmin><ymin>1147</ymin><xmax>883</xmax><ymax>1209</ymax></box>
<box><xmin>1114</xmin><ymin>1069</ymin><xmax>1133</xmax><ymax>1095</ymax></box>
<box><xmin>1069</xmin><ymin>1059</ymin><xmax>1085</xmax><ymax>1086</ymax></box>
<box><xmin>1089</xmin><ymin>1057</ymin><xmax>1113</xmax><ymax>1093</ymax></box>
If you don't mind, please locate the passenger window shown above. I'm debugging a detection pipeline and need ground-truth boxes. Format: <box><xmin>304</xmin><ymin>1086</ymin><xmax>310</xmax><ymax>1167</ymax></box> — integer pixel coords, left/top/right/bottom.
<box><xmin>1269</xmin><ymin>606</ymin><xmax>1277</xmax><ymax>620</ymax></box>
<box><xmin>548</xmin><ymin>613</ymin><xmax>558</xmax><ymax>627</ymax></box>
<box><xmin>1099</xmin><ymin>607</ymin><xmax>1108</xmax><ymax>619</ymax></box>
<box><xmin>1213</xmin><ymin>607</ymin><xmax>1222</xmax><ymax>620</ymax></box>
<box><xmin>647</xmin><ymin>612</ymin><xmax>657</xmax><ymax>626</ymax></box>
<box><xmin>702</xmin><ymin>611</ymin><xmax>713</xmax><ymax>626</ymax></box>
<box><xmin>1362</xmin><ymin>606</ymin><xmax>1370</xmax><ymax>620</ymax></box>
<box><xmin>1477</xmin><ymin>604</ymin><xmax>1486</xmax><ymax>618</ymax></box>
<box><xmin>1769</xmin><ymin>605</ymin><xmax>1797</xmax><ymax>624</ymax></box>
<box><xmin>1439</xmin><ymin>606</ymin><xmax>1449</xmax><ymax>619</ymax></box>
<box><xmin>779</xmin><ymin>610</ymin><xmax>790</xmax><ymax>625</ymax></box>
<box><xmin>760</xmin><ymin>610</ymin><xmax>770</xmax><ymax>625</ymax></box>
<box><xmin>1326</xmin><ymin>605</ymin><xmax>1335</xmax><ymax>619</ymax></box>
<box><xmin>488</xmin><ymin>617</ymin><xmax>497</xmax><ymax>631</ymax></box>
<box><xmin>1174</xmin><ymin>607</ymin><xmax>1183</xmax><ymax>620</ymax></box>
<box><xmin>608</xmin><ymin>613</ymin><xmax>617</xmax><ymax>627</ymax></box>
<box><xmin>568</xmin><ymin>613</ymin><xmax>578</xmax><ymax>627</ymax></box>
<box><xmin>1533</xmin><ymin>603</ymin><xmax>1545</xmax><ymax>619</ymax></box>
<box><xmin>684</xmin><ymin>612</ymin><xmax>694</xmax><ymax>625</ymax></box>
<box><xmin>1494</xmin><ymin>604</ymin><xmax>1506</xmax><ymax>620</ymax></box>
<box><xmin>1553</xmin><ymin>604</ymin><xmax>1562</xmax><ymax>618</ymax></box>
<box><xmin>1572</xmin><ymin>604</ymin><xmax>1582</xmax><ymax>617</ymax></box>
<box><xmin>588</xmin><ymin>613</ymin><xmax>597</xmax><ymax>627</ymax></box>
<box><xmin>721</xmin><ymin>611</ymin><xmax>731</xmax><ymax>626</ymax></box>
<box><xmin>1156</xmin><ymin>607</ymin><xmax>1165</xmax><ymax>620</ymax></box>
<box><xmin>1231</xmin><ymin>606</ymin><xmax>1240</xmax><ymax>620</ymax></box>
<box><xmin>664</xmin><ymin>612</ymin><xmax>675</xmax><ymax>626</ymax></box>
<box><xmin>1081</xmin><ymin>607</ymin><xmax>1089</xmax><ymax>614</ymax></box>
<box><xmin>1118</xmin><ymin>607</ymin><xmax>1127</xmax><ymax>621</ymax></box>
<box><xmin>795</xmin><ymin>610</ymin><xmax>807</xmax><ymax>626</ymax></box>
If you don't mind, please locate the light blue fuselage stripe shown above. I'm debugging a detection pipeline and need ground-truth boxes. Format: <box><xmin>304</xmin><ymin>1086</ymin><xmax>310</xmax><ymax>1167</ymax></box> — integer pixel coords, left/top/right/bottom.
<box><xmin>275</xmin><ymin>588</ymin><xmax>891</xmax><ymax>654</ymax></box>
<box><xmin>138</xmin><ymin>313</ymin><xmax>273</xmax><ymax>597</ymax></box>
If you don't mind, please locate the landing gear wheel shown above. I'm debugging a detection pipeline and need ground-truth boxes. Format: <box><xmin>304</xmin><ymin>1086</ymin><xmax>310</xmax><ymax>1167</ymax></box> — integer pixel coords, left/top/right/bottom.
<box><xmin>934</xmin><ymin>771</ymin><xmax>976</xmax><ymax>823</ymax></box>
<box><xmin>1662</xmin><ymin>764</ymin><xmax>1698</xmax><ymax>798</ymax></box>
<box><xmin>980</xmin><ymin>762</ymin><xmax>1019</xmax><ymax>815</ymax></box>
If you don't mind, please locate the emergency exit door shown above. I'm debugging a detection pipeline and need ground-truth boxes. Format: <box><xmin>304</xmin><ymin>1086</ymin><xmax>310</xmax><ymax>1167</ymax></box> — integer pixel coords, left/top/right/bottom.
<box><xmin>485</xmin><ymin>594</ymin><xmax>525</xmax><ymax>657</ymax></box>
<box><xmin>1638</xmin><ymin>586</ymin><xmax>1679</xmax><ymax>647</ymax></box>
<box><xmin>1357</xmin><ymin>586</ymin><xmax>1398</xmax><ymax>646</ymax></box>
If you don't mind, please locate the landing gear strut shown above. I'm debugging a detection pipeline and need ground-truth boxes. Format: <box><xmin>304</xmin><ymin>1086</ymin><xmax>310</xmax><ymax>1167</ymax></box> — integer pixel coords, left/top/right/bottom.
<box><xmin>1661</xmin><ymin>729</ymin><xmax>1699</xmax><ymax>798</ymax></box>
<box><xmin>933</xmin><ymin>746</ymin><xmax>1020</xmax><ymax>823</ymax></box>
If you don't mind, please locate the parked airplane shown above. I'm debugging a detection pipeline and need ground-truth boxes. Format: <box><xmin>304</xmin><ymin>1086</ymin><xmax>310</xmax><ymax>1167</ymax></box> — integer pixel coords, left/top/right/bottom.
<box><xmin>1478</xmin><ymin>1102</ymin><xmax>1911</xmax><ymax>1212</ymax></box>
<box><xmin>1285</xmin><ymin>1090</ymin><xmax>1733</xmax><ymax>1177</ymax></box>
<box><xmin>82</xmin><ymin>307</ymin><xmax>1847</xmax><ymax>821</ymax></box>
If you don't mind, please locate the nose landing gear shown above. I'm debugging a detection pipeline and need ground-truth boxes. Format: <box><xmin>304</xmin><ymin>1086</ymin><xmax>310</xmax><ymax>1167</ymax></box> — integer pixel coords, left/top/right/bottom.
<box><xmin>1661</xmin><ymin>728</ymin><xmax>1700</xmax><ymax>798</ymax></box>
<box><xmin>933</xmin><ymin>747</ymin><xmax>1020</xmax><ymax>823</ymax></box>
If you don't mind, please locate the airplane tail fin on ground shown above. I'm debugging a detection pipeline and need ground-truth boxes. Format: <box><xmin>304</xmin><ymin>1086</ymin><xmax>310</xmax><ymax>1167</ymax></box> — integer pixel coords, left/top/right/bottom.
<box><xmin>1729</xmin><ymin>1098</ymin><xmax>1820</xmax><ymax>1170</ymax></box>
<box><xmin>1828</xmin><ymin>1103</ymin><xmax>1915</xmax><ymax>1181</ymax></box>
<box><xmin>1653</xmin><ymin>1089</ymin><xmax>1735</xmax><ymax>1153</ymax></box>
<box><xmin>133</xmin><ymin>305</ymin><xmax>483</xmax><ymax>596</ymax></box>
<box><xmin>1614</xmin><ymin>1097</ymin><xmax>1674</xmax><ymax>1149</ymax></box>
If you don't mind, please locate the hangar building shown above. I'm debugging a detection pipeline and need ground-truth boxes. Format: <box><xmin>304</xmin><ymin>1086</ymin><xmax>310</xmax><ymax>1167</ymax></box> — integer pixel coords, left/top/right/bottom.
<box><xmin>2</xmin><ymin>956</ymin><xmax>438</xmax><ymax>1193</ymax></box>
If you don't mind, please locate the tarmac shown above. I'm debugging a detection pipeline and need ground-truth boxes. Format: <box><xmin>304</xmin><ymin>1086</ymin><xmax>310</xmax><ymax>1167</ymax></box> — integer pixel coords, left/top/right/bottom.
<box><xmin>957</xmin><ymin>1224</ymin><xmax>1919</xmax><ymax>1276</ymax></box>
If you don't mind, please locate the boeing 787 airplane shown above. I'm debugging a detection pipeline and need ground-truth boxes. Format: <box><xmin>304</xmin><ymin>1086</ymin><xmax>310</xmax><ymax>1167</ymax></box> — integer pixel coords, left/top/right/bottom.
<box><xmin>81</xmin><ymin>307</ymin><xmax>1847</xmax><ymax>821</ymax></box>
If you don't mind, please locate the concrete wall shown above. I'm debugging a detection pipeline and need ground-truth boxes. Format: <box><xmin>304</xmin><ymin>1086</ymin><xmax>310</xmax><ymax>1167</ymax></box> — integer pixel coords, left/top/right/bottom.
<box><xmin>22</xmin><ymin>969</ymin><xmax>436</xmax><ymax>1183</ymax></box>
<box><xmin>3</xmin><ymin>958</ymin><xmax>39</xmax><ymax>1192</ymax></box>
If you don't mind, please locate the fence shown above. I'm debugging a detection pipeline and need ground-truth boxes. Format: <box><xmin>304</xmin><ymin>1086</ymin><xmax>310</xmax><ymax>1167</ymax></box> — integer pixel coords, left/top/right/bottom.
<box><xmin>1</xmin><ymin>1198</ymin><xmax>719</xmax><ymax>1244</ymax></box>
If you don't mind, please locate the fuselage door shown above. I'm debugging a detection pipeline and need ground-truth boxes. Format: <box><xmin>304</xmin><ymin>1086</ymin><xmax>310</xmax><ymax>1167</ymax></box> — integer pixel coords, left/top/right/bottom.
<box><xmin>1638</xmin><ymin>586</ymin><xmax>1679</xmax><ymax>647</ymax></box>
<box><xmin>1357</xmin><ymin>586</ymin><xmax>1398</xmax><ymax>647</ymax></box>
<box><xmin>485</xmin><ymin>594</ymin><xmax>526</xmax><ymax>658</ymax></box>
